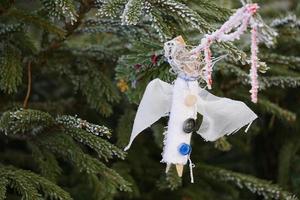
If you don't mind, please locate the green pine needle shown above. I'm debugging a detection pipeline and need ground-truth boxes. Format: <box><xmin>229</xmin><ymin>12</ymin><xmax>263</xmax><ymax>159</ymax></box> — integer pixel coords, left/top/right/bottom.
<box><xmin>0</xmin><ymin>166</ymin><xmax>72</xmax><ymax>200</ymax></box>
<box><xmin>7</xmin><ymin>8</ymin><xmax>66</xmax><ymax>38</ymax></box>
<box><xmin>199</xmin><ymin>164</ymin><xmax>298</xmax><ymax>200</ymax></box>
<box><xmin>0</xmin><ymin>45</ymin><xmax>22</xmax><ymax>94</ymax></box>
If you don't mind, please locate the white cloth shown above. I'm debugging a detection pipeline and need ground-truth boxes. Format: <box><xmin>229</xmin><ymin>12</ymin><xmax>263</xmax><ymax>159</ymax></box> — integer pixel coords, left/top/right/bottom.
<box><xmin>124</xmin><ymin>79</ymin><xmax>172</xmax><ymax>151</ymax></box>
<box><xmin>197</xmin><ymin>88</ymin><xmax>257</xmax><ymax>141</ymax></box>
<box><xmin>124</xmin><ymin>78</ymin><xmax>257</xmax><ymax>164</ymax></box>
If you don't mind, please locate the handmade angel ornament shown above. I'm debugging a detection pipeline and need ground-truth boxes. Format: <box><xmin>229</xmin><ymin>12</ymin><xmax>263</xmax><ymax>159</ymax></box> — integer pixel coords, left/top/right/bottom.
<box><xmin>125</xmin><ymin>4</ymin><xmax>260</xmax><ymax>182</ymax></box>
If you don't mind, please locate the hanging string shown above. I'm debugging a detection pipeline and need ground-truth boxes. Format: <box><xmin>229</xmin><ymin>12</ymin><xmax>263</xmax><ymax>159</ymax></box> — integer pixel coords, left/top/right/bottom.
<box><xmin>245</xmin><ymin>121</ymin><xmax>253</xmax><ymax>133</ymax></box>
<box><xmin>188</xmin><ymin>156</ymin><xmax>195</xmax><ymax>183</ymax></box>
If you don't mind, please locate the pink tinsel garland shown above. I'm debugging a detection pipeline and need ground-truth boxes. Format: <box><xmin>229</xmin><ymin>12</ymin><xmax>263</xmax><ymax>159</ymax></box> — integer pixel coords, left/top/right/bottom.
<box><xmin>250</xmin><ymin>24</ymin><xmax>259</xmax><ymax>103</ymax></box>
<box><xmin>191</xmin><ymin>3</ymin><xmax>259</xmax><ymax>103</ymax></box>
<box><xmin>203</xmin><ymin>38</ymin><xmax>213</xmax><ymax>89</ymax></box>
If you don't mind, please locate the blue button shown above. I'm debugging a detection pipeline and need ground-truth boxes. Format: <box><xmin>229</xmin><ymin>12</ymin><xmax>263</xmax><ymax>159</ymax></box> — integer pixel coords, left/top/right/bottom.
<box><xmin>178</xmin><ymin>143</ymin><xmax>191</xmax><ymax>155</ymax></box>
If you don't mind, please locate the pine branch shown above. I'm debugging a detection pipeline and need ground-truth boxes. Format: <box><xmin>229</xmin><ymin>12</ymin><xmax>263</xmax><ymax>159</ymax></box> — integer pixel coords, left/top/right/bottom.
<box><xmin>116</xmin><ymin>108</ymin><xmax>135</xmax><ymax>147</ymax></box>
<box><xmin>214</xmin><ymin>136</ymin><xmax>232</xmax><ymax>152</ymax></box>
<box><xmin>121</xmin><ymin>0</ymin><xmax>144</xmax><ymax>25</ymax></box>
<box><xmin>0</xmin><ymin>23</ymin><xmax>24</xmax><ymax>36</ymax></box>
<box><xmin>229</xmin><ymin>91</ymin><xmax>296</xmax><ymax>124</ymax></box>
<box><xmin>97</xmin><ymin>0</ymin><xmax>127</xmax><ymax>18</ymax></box>
<box><xmin>60</xmin><ymin>45</ymin><xmax>118</xmax><ymax>61</ymax></box>
<box><xmin>216</xmin><ymin>64</ymin><xmax>300</xmax><ymax>90</ymax></box>
<box><xmin>261</xmin><ymin>53</ymin><xmax>300</xmax><ymax>70</ymax></box>
<box><xmin>147</xmin><ymin>8</ymin><xmax>173</xmax><ymax>41</ymax></box>
<box><xmin>65</xmin><ymin>127</ymin><xmax>125</xmax><ymax>161</ymax></box>
<box><xmin>38</xmin><ymin>133</ymin><xmax>131</xmax><ymax>192</ymax></box>
<box><xmin>260</xmin><ymin>76</ymin><xmax>300</xmax><ymax>89</ymax></box>
<box><xmin>0</xmin><ymin>0</ymin><xmax>14</xmax><ymax>15</ymax></box>
<box><xmin>0</xmin><ymin>109</ymin><xmax>126</xmax><ymax>161</ymax></box>
<box><xmin>40</xmin><ymin>0</ymin><xmax>77</xmax><ymax>24</ymax></box>
<box><xmin>78</xmin><ymin>19</ymin><xmax>150</xmax><ymax>39</ymax></box>
<box><xmin>277</xmin><ymin>138</ymin><xmax>300</xmax><ymax>187</ymax></box>
<box><xmin>0</xmin><ymin>108</ymin><xmax>131</xmax><ymax>196</ymax></box>
<box><xmin>97</xmin><ymin>0</ymin><xmax>246</xmax><ymax>60</ymax></box>
<box><xmin>1</xmin><ymin>167</ymin><xmax>43</xmax><ymax>200</ymax></box>
<box><xmin>56</xmin><ymin>115</ymin><xmax>126</xmax><ymax>160</ymax></box>
<box><xmin>0</xmin><ymin>166</ymin><xmax>72</xmax><ymax>200</ymax></box>
<box><xmin>271</xmin><ymin>14</ymin><xmax>300</xmax><ymax>29</ymax></box>
<box><xmin>257</xmin><ymin>98</ymin><xmax>296</xmax><ymax>123</ymax></box>
<box><xmin>156</xmin><ymin>166</ymin><xmax>182</xmax><ymax>190</ymax></box>
<box><xmin>6</xmin><ymin>8</ymin><xmax>66</xmax><ymax>38</ymax></box>
<box><xmin>150</xmin><ymin>0</ymin><xmax>211</xmax><ymax>33</ymax></box>
<box><xmin>56</xmin><ymin>115</ymin><xmax>111</xmax><ymax>137</ymax></box>
<box><xmin>0</xmin><ymin>176</ymin><xmax>8</xmax><ymax>200</ymax></box>
<box><xmin>80</xmin><ymin>71</ymin><xmax>121</xmax><ymax>116</ymax></box>
<box><xmin>29</xmin><ymin>143</ymin><xmax>62</xmax><ymax>182</ymax></box>
<box><xmin>149</xmin><ymin>0</ymin><xmax>246</xmax><ymax>60</ymax></box>
<box><xmin>0</xmin><ymin>44</ymin><xmax>22</xmax><ymax>94</ymax></box>
<box><xmin>36</xmin><ymin>0</ymin><xmax>94</xmax><ymax>58</ymax></box>
<box><xmin>0</xmin><ymin>109</ymin><xmax>55</xmax><ymax>136</ymax></box>
<box><xmin>10</xmin><ymin>32</ymin><xmax>38</xmax><ymax>55</ymax></box>
<box><xmin>198</xmin><ymin>164</ymin><xmax>298</xmax><ymax>200</ymax></box>
<box><xmin>188</xmin><ymin>0</ymin><xmax>232</xmax><ymax>22</ymax></box>
<box><xmin>217</xmin><ymin>42</ymin><xmax>247</xmax><ymax>63</ymax></box>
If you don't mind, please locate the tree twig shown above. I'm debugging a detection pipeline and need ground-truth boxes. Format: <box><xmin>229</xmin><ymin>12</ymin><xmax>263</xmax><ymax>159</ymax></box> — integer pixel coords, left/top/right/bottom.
<box><xmin>38</xmin><ymin>0</ymin><xmax>93</xmax><ymax>56</ymax></box>
<box><xmin>23</xmin><ymin>61</ymin><xmax>32</xmax><ymax>109</ymax></box>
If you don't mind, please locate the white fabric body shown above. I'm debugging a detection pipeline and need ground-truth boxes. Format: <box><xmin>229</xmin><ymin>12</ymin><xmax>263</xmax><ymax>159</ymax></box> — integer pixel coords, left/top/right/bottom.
<box><xmin>161</xmin><ymin>77</ymin><xmax>198</xmax><ymax>164</ymax></box>
<box><xmin>124</xmin><ymin>78</ymin><xmax>258</xmax><ymax>166</ymax></box>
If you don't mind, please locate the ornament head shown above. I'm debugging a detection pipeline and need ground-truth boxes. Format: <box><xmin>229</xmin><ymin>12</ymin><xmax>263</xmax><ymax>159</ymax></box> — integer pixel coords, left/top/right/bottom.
<box><xmin>164</xmin><ymin>36</ymin><xmax>205</xmax><ymax>80</ymax></box>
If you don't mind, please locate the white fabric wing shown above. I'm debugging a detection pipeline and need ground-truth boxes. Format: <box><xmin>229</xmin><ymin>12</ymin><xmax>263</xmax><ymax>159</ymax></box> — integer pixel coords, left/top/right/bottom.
<box><xmin>197</xmin><ymin>89</ymin><xmax>257</xmax><ymax>141</ymax></box>
<box><xmin>124</xmin><ymin>79</ymin><xmax>173</xmax><ymax>150</ymax></box>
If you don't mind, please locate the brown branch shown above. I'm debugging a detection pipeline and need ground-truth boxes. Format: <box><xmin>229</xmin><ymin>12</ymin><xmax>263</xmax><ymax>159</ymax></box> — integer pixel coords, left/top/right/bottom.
<box><xmin>22</xmin><ymin>1</ymin><xmax>93</xmax><ymax>108</ymax></box>
<box><xmin>0</xmin><ymin>0</ymin><xmax>15</xmax><ymax>15</ymax></box>
<box><xmin>23</xmin><ymin>61</ymin><xmax>32</xmax><ymax>109</ymax></box>
<box><xmin>38</xmin><ymin>0</ymin><xmax>94</xmax><ymax>56</ymax></box>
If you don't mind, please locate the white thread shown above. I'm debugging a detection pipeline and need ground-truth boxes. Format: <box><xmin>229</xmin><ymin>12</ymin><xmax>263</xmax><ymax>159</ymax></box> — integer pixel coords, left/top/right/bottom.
<box><xmin>245</xmin><ymin>121</ymin><xmax>253</xmax><ymax>132</ymax></box>
<box><xmin>188</xmin><ymin>156</ymin><xmax>195</xmax><ymax>183</ymax></box>
<box><xmin>211</xmin><ymin>54</ymin><xmax>228</xmax><ymax>67</ymax></box>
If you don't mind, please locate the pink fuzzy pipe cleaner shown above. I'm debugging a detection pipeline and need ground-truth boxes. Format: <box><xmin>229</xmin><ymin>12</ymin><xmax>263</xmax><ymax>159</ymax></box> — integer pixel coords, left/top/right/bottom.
<box><xmin>250</xmin><ymin>24</ymin><xmax>259</xmax><ymax>103</ymax></box>
<box><xmin>191</xmin><ymin>4</ymin><xmax>259</xmax><ymax>102</ymax></box>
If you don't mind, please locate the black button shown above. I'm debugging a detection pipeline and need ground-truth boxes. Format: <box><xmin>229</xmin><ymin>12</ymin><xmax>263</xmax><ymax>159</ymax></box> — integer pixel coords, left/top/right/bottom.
<box><xmin>183</xmin><ymin>118</ymin><xmax>196</xmax><ymax>133</ymax></box>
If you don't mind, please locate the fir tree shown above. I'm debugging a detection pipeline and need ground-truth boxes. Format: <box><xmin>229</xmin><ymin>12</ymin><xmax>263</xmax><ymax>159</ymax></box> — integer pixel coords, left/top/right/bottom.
<box><xmin>0</xmin><ymin>0</ymin><xmax>300</xmax><ymax>200</ymax></box>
